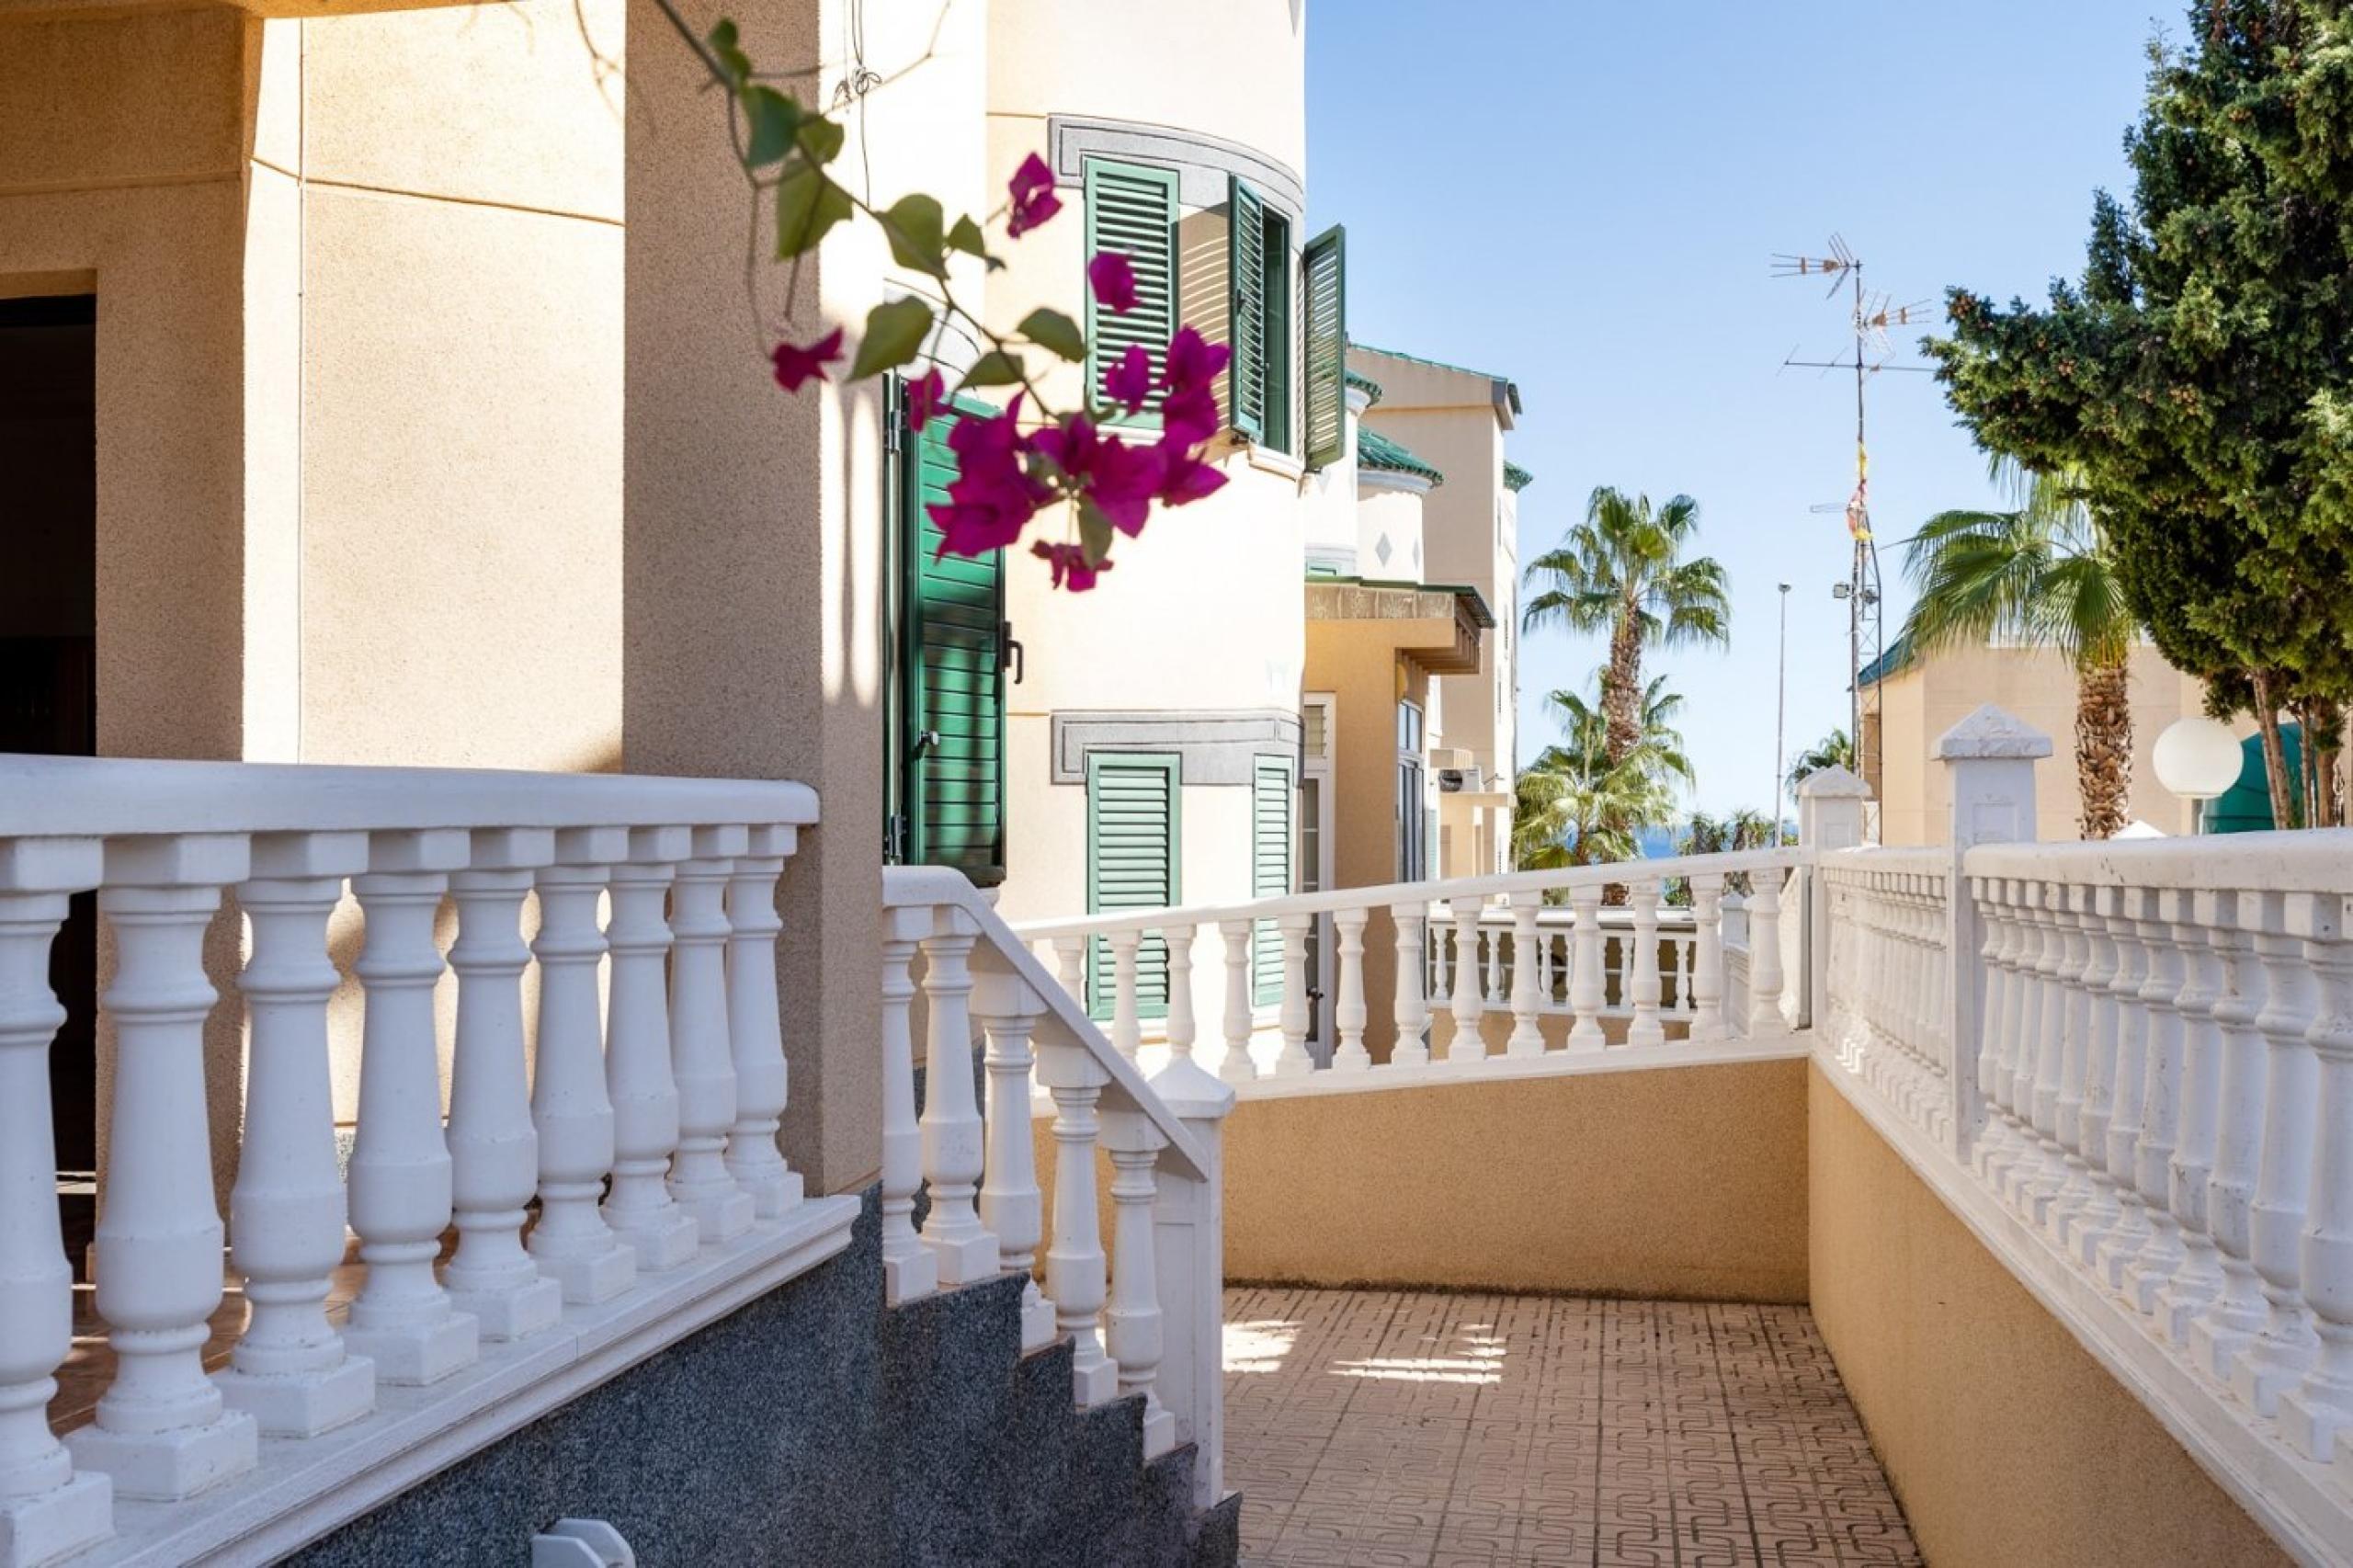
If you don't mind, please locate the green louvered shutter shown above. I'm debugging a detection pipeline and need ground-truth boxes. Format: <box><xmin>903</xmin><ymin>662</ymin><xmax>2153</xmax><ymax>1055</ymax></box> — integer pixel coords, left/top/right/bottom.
<box><xmin>904</xmin><ymin>400</ymin><xmax>1007</xmax><ymax>885</ymax></box>
<box><xmin>1227</xmin><ymin>176</ymin><xmax>1267</xmax><ymax>440</ymax></box>
<box><xmin>1302</xmin><ymin>224</ymin><xmax>1347</xmax><ymax>470</ymax></box>
<box><xmin>1085</xmin><ymin>160</ymin><xmax>1179</xmax><ymax>425</ymax></box>
<box><xmin>1251</xmin><ymin>755</ymin><xmax>1294</xmax><ymax>1005</ymax></box>
<box><xmin>1086</xmin><ymin>753</ymin><xmax>1180</xmax><ymax>1019</ymax></box>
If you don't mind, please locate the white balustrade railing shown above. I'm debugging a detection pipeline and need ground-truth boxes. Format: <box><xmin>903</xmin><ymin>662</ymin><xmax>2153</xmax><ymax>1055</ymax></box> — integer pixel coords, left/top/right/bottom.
<box><xmin>1013</xmin><ymin>849</ymin><xmax>1806</xmax><ymax>1093</ymax></box>
<box><xmin>1821</xmin><ymin>823</ymin><xmax>2353</xmax><ymax>1555</ymax></box>
<box><xmin>881</xmin><ymin>867</ymin><xmax>1231</xmax><ymax>1511</ymax></box>
<box><xmin>0</xmin><ymin>754</ymin><xmax>855</xmax><ymax>1568</ymax></box>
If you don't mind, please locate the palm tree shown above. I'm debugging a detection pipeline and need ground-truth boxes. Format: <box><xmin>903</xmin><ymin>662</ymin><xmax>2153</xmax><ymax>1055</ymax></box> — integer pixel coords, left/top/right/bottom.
<box><xmin>1544</xmin><ymin>675</ymin><xmax>1693</xmax><ymax>791</ymax></box>
<box><xmin>1521</xmin><ymin>487</ymin><xmax>1732</xmax><ymax>768</ymax></box>
<box><xmin>1514</xmin><ymin>672</ymin><xmax>1689</xmax><ymax>886</ymax></box>
<box><xmin>1785</xmin><ymin>728</ymin><xmax>1854</xmax><ymax>803</ymax></box>
<box><xmin>1899</xmin><ymin>460</ymin><xmax>2137</xmax><ymax>838</ymax></box>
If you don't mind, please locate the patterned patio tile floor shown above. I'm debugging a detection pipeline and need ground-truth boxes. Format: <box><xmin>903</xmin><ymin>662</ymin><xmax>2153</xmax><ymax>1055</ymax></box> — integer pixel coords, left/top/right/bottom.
<box><xmin>1222</xmin><ymin>1287</ymin><xmax>1922</xmax><ymax>1568</ymax></box>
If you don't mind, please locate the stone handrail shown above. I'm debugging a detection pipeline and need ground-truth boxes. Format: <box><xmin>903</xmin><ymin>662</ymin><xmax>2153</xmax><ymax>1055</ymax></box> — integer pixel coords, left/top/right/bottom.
<box><xmin>880</xmin><ymin>867</ymin><xmax>1230</xmax><ymax>1511</ymax></box>
<box><xmin>1814</xmin><ymin>717</ymin><xmax>2353</xmax><ymax>1564</ymax></box>
<box><xmin>1012</xmin><ymin>849</ymin><xmax>1810</xmax><ymax>1088</ymax></box>
<box><xmin>0</xmin><ymin>753</ymin><xmax>856</xmax><ymax>1567</ymax></box>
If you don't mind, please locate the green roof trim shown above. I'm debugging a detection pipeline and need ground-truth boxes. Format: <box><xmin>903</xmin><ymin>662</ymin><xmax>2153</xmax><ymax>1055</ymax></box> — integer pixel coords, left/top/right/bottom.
<box><xmin>1857</xmin><ymin>631</ymin><xmax>1915</xmax><ymax>687</ymax></box>
<box><xmin>1503</xmin><ymin>460</ymin><xmax>1534</xmax><ymax>492</ymax></box>
<box><xmin>1345</xmin><ymin>368</ymin><xmax>1383</xmax><ymax>404</ymax></box>
<box><xmin>1349</xmin><ymin>342</ymin><xmax>1523</xmax><ymax>415</ymax></box>
<box><xmin>1357</xmin><ymin>426</ymin><xmax>1444</xmax><ymax>485</ymax></box>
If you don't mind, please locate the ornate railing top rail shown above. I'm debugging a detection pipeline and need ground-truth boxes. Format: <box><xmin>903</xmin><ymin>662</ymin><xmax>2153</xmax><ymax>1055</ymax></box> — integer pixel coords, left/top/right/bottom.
<box><xmin>1011</xmin><ymin>846</ymin><xmax>1811</xmax><ymax>942</ymax></box>
<box><xmin>1821</xmin><ymin>845</ymin><xmax>1950</xmax><ymax>879</ymax></box>
<box><xmin>1964</xmin><ymin>825</ymin><xmax>2353</xmax><ymax>892</ymax></box>
<box><xmin>881</xmin><ymin>867</ymin><xmax>1210</xmax><ymax>1181</ymax></box>
<box><xmin>0</xmin><ymin>753</ymin><xmax>819</xmax><ymax>838</ymax></box>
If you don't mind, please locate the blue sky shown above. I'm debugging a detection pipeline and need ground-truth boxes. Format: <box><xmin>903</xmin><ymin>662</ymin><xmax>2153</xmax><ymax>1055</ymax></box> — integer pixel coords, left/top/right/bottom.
<box><xmin>1306</xmin><ymin>0</ymin><xmax>2162</xmax><ymax>816</ymax></box>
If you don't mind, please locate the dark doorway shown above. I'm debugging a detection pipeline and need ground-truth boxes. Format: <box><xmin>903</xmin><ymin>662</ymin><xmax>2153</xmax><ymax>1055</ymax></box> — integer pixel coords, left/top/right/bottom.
<box><xmin>1</xmin><ymin>294</ymin><xmax>99</xmax><ymax>1207</ymax></box>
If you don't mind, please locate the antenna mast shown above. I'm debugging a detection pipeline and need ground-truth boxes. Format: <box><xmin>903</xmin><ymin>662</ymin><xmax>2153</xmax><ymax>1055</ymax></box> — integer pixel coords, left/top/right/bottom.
<box><xmin>1770</xmin><ymin>236</ymin><xmax>1934</xmax><ymax>810</ymax></box>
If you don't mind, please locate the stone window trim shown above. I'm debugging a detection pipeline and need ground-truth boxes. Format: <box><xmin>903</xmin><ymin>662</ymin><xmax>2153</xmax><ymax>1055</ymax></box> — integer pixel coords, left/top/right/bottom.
<box><xmin>1047</xmin><ymin>115</ymin><xmax>1304</xmax><ymax>225</ymax></box>
<box><xmin>1051</xmin><ymin>709</ymin><xmax>1304</xmax><ymax>787</ymax></box>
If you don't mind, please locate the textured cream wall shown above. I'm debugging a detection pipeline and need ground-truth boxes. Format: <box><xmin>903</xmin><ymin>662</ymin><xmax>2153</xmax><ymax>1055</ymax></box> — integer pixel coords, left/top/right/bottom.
<box><xmin>1808</xmin><ymin>1066</ymin><xmax>2290</xmax><ymax>1567</ymax></box>
<box><xmin>1222</xmin><ymin>1059</ymin><xmax>1810</xmax><ymax>1301</ymax></box>
<box><xmin>1875</xmin><ymin>642</ymin><xmax>2217</xmax><ymax>846</ymax></box>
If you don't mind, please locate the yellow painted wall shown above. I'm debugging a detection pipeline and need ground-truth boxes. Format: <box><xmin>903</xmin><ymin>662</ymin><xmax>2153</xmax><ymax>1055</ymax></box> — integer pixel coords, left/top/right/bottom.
<box><xmin>1221</xmin><ymin>1058</ymin><xmax>1810</xmax><ymax>1301</ymax></box>
<box><xmin>1875</xmin><ymin>642</ymin><xmax>2214</xmax><ymax>845</ymax></box>
<box><xmin>1807</xmin><ymin>1066</ymin><xmax>2291</xmax><ymax>1568</ymax></box>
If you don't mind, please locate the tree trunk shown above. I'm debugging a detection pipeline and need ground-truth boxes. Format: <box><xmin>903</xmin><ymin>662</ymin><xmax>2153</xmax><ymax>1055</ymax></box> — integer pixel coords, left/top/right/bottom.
<box><xmin>2074</xmin><ymin>656</ymin><xmax>2132</xmax><ymax>840</ymax></box>
<box><xmin>1600</xmin><ymin>607</ymin><xmax>1643</xmax><ymax>768</ymax></box>
<box><xmin>2250</xmin><ymin>669</ymin><xmax>2297</xmax><ymax>830</ymax></box>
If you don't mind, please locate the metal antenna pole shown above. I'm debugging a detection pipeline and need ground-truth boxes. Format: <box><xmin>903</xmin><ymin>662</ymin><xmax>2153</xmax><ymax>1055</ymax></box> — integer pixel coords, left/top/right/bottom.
<box><xmin>1775</xmin><ymin>582</ymin><xmax>1790</xmax><ymax>823</ymax></box>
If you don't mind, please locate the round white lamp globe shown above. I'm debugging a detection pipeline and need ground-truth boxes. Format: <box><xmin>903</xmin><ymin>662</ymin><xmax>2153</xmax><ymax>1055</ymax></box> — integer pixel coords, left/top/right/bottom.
<box><xmin>2153</xmin><ymin>715</ymin><xmax>2243</xmax><ymax>802</ymax></box>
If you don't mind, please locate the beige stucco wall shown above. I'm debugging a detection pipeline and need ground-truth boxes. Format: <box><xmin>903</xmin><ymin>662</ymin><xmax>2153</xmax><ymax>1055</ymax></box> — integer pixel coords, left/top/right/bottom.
<box><xmin>1808</xmin><ymin>1066</ymin><xmax>2290</xmax><ymax>1567</ymax></box>
<box><xmin>1875</xmin><ymin>642</ymin><xmax>2215</xmax><ymax>846</ymax></box>
<box><xmin>1352</xmin><ymin>347</ymin><xmax>1518</xmax><ymax>795</ymax></box>
<box><xmin>982</xmin><ymin>0</ymin><xmax>1313</xmax><ymax>943</ymax></box>
<box><xmin>1222</xmin><ymin>1058</ymin><xmax>1810</xmax><ymax>1301</ymax></box>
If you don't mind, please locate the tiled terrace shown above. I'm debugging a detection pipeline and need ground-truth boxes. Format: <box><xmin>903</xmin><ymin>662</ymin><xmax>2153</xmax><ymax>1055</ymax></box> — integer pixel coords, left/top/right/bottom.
<box><xmin>1222</xmin><ymin>1287</ymin><xmax>1922</xmax><ymax>1568</ymax></box>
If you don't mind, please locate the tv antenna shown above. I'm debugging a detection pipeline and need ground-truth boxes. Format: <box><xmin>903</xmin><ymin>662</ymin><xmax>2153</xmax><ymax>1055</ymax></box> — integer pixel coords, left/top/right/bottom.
<box><xmin>1771</xmin><ymin>234</ymin><xmax>1936</xmax><ymax>808</ymax></box>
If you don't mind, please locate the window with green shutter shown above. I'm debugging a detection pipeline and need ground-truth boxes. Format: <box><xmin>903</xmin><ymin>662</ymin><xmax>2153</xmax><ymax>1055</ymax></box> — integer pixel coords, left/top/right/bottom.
<box><xmin>1302</xmin><ymin>224</ymin><xmax>1347</xmax><ymax>470</ymax></box>
<box><xmin>1251</xmin><ymin>754</ymin><xmax>1295</xmax><ymax>1005</ymax></box>
<box><xmin>893</xmin><ymin>385</ymin><xmax>1008</xmax><ymax>885</ymax></box>
<box><xmin>1086</xmin><ymin>752</ymin><xmax>1180</xmax><ymax>1019</ymax></box>
<box><xmin>1227</xmin><ymin>177</ymin><xmax>1293</xmax><ymax>452</ymax></box>
<box><xmin>1085</xmin><ymin>159</ymin><xmax>1179</xmax><ymax>426</ymax></box>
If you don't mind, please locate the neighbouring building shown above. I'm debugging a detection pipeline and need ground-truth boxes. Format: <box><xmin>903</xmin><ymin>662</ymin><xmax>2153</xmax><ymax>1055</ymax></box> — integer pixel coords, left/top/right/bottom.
<box><xmin>1864</xmin><ymin>633</ymin><xmax>2217</xmax><ymax>844</ymax></box>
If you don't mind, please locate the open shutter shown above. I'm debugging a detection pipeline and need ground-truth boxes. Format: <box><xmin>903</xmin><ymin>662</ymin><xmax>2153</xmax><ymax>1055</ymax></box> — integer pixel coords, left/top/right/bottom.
<box><xmin>1302</xmin><ymin>224</ymin><xmax>1347</xmax><ymax>470</ymax></box>
<box><xmin>1086</xmin><ymin>753</ymin><xmax>1179</xmax><ymax>1019</ymax></box>
<box><xmin>1085</xmin><ymin>160</ymin><xmax>1179</xmax><ymax>423</ymax></box>
<box><xmin>1251</xmin><ymin>755</ymin><xmax>1294</xmax><ymax>1005</ymax></box>
<box><xmin>904</xmin><ymin>400</ymin><xmax>1007</xmax><ymax>885</ymax></box>
<box><xmin>1227</xmin><ymin>176</ymin><xmax>1267</xmax><ymax>440</ymax></box>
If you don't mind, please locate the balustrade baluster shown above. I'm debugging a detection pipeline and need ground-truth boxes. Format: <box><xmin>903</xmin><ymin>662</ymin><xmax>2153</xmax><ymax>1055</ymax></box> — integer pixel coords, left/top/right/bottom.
<box><xmin>1331</xmin><ymin>906</ymin><xmax>1370</xmax><ymax>1071</ymax></box>
<box><xmin>2064</xmin><ymin>889</ymin><xmax>2127</xmax><ymax>1262</ymax></box>
<box><xmin>1272</xmin><ymin>913</ymin><xmax>1313</xmax><ymax>1076</ymax></box>
<box><xmin>2123</xmin><ymin>887</ymin><xmax>2191</xmax><ymax>1314</ymax></box>
<box><xmin>1428</xmin><ymin>912</ymin><xmax>1452</xmax><ymax>1011</ymax></box>
<box><xmin>667</xmin><ymin>825</ymin><xmax>754</xmax><ymax>1244</ymax></box>
<box><xmin>1217</xmin><ymin>920</ymin><xmax>1256</xmax><ymax>1084</ymax></box>
<box><xmin>1108</xmin><ymin>928</ymin><xmax>1142</xmax><ymax>1062</ymax></box>
<box><xmin>1747</xmin><ymin>869</ymin><xmax>1784</xmax><ymax>1034</ymax></box>
<box><xmin>1449</xmin><ymin>903</ymin><xmax>1483</xmax><ymax>1063</ymax></box>
<box><xmin>974</xmin><ymin>974</ymin><xmax>1057</xmax><ymax>1351</ymax></box>
<box><xmin>340</xmin><ymin>830</ymin><xmax>479</xmax><ymax>1391</ymax></box>
<box><xmin>1053</xmin><ymin>936</ymin><xmax>1086</xmax><ymax>1013</ymax></box>
<box><xmin>1627</xmin><ymin>884</ymin><xmax>1665</xmax><ymax>1047</ymax></box>
<box><xmin>2188</xmin><ymin>891</ymin><xmax>2274</xmax><ymax>1381</ymax></box>
<box><xmin>2048</xmin><ymin>885</ymin><xmax>2100</xmax><ymax>1242</ymax></box>
<box><xmin>1391</xmin><ymin>902</ymin><xmax>1430</xmax><ymax>1068</ymax></box>
<box><xmin>879</xmin><ymin>909</ymin><xmax>938</xmax><ymax>1304</ymax></box>
<box><xmin>1689</xmin><ymin>876</ymin><xmax>1726</xmax><ymax>1044</ymax></box>
<box><xmin>1038</xmin><ymin>1042</ymin><xmax>1117</xmax><ymax>1405</ymax></box>
<box><xmin>1970</xmin><ymin>877</ymin><xmax>2016</xmax><ymax>1180</ymax></box>
<box><xmin>1483</xmin><ymin>920</ymin><xmax>1504</xmax><ymax>1006</ymax></box>
<box><xmin>919</xmin><ymin>907</ymin><xmax>996</xmax><ymax>1285</ymax></box>
<box><xmin>724</xmin><ymin>824</ymin><xmax>801</xmax><ymax>1217</ymax></box>
<box><xmin>213</xmin><ymin>834</ymin><xmax>379</xmax><ymax>1437</ymax></box>
<box><xmin>1994</xmin><ymin>881</ymin><xmax>2051</xmax><ymax>1206</ymax></box>
<box><xmin>2019</xmin><ymin>882</ymin><xmax>2074</xmax><ymax>1222</ymax></box>
<box><xmin>443</xmin><ymin>830</ymin><xmax>567</xmax><ymax>1338</ymax></box>
<box><xmin>1506</xmin><ymin>892</ymin><xmax>1545</xmax><ymax>1057</ymax></box>
<box><xmin>2095</xmin><ymin>891</ymin><xmax>2155</xmax><ymax>1291</ymax></box>
<box><xmin>1568</xmin><ymin>885</ymin><xmax>1607</xmax><ymax>1049</ymax></box>
<box><xmin>2280</xmin><ymin>892</ymin><xmax>2353</xmax><ymax>1463</ymax></box>
<box><xmin>2230</xmin><ymin>891</ymin><xmax>2322</xmax><ymax>1413</ymax></box>
<box><xmin>2156</xmin><ymin>888</ymin><xmax>2228</xmax><ymax>1342</ymax></box>
<box><xmin>0</xmin><ymin>839</ymin><xmax>113</xmax><ymax>1561</ymax></box>
<box><xmin>530</xmin><ymin>830</ymin><xmax>637</xmax><ymax>1303</ymax></box>
<box><xmin>1102</xmin><ymin>1110</ymin><xmax>1176</xmax><ymax>1458</ymax></box>
<box><xmin>1165</xmin><ymin>921</ymin><xmax>1198</xmax><ymax>1068</ymax></box>
<box><xmin>601</xmin><ymin>829</ymin><xmax>700</xmax><ymax>1271</ymax></box>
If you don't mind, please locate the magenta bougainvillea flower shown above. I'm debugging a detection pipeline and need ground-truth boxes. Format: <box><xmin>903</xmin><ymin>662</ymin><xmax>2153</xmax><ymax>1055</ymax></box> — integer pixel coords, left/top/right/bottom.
<box><xmin>1032</xmin><ymin>415</ymin><xmax>1161</xmax><ymax>537</ymax></box>
<box><xmin>1103</xmin><ymin>345</ymin><xmax>1154</xmax><ymax>415</ymax></box>
<box><xmin>906</xmin><ymin>367</ymin><xmax>947</xmax><ymax>428</ymax></box>
<box><xmin>771</xmin><ymin>328</ymin><xmax>844</xmax><ymax>392</ymax></box>
<box><xmin>929</xmin><ymin>394</ymin><xmax>1052</xmax><ymax>559</ymax></box>
<box><xmin>1161</xmin><ymin>325</ymin><xmax>1231</xmax><ymax>397</ymax></box>
<box><xmin>1007</xmin><ymin>153</ymin><xmax>1062</xmax><ymax>238</ymax></box>
<box><xmin>1032</xmin><ymin>540</ymin><xmax>1112</xmax><ymax>592</ymax></box>
<box><xmin>1158</xmin><ymin>384</ymin><xmax>1219</xmax><ymax>450</ymax></box>
<box><xmin>1087</xmin><ymin>251</ymin><xmax>1139</xmax><ymax>313</ymax></box>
